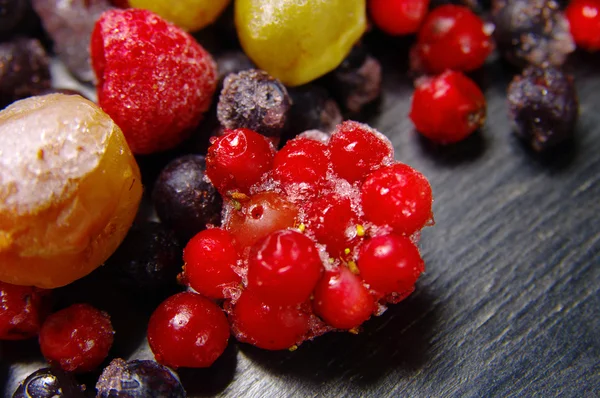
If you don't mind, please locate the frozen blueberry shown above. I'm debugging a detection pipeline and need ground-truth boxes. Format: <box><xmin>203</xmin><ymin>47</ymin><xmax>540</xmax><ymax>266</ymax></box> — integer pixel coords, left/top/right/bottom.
<box><xmin>507</xmin><ymin>65</ymin><xmax>578</xmax><ymax>151</ymax></box>
<box><xmin>153</xmin><ymin>155</ymin><xmax>223</xmax><ymax>242</ymax></box>
<box><xmin>12</xmin><ymin>368</ymin><xmax>85</xmax><ymax>398</ymax></box>
<box><xmin>217</xmin><ymin>69</ymin><xmax>291</xmax><ymax>138</ymax></box>
<box><xmin>96</xmin><ymin>358</ymin><xmax>185</xmax><ymax>398</ymax></box>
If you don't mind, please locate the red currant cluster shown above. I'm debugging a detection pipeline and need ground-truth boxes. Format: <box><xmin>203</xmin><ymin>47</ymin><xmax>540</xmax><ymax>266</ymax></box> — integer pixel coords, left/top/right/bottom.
<box><xmin>147</xmin><ymin>121</ymin><xmax>433</xmax><ymax>367</ymax></box>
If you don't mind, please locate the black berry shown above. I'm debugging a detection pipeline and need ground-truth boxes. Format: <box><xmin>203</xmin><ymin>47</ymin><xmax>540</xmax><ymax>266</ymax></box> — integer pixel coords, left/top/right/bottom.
<box><xmin>12</xmin><ymin>368</ymin><xmax>85</xmax><ymax>398</ymax></box>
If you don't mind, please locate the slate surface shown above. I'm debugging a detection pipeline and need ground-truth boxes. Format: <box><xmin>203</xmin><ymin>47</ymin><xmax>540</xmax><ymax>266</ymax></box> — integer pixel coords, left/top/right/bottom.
<box><xmin>1</xmin><ymin>32</ymin><xmax>599</xmax><ymax>398</ymax></box>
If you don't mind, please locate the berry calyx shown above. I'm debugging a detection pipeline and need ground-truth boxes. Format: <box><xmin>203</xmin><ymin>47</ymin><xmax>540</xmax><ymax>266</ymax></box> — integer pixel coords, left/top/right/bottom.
<box><xmin>0</xmin><ymin>281</ymin><xmax>50</xmax><ymax>340</ymax></box>
<box><xmin>565</xmin><ymin>0</ymin><xmax>600</xmax><ymax>51</ymax></box>
<box><xmin>369</xmin><ymin>0</ymin><xmax>430</xmax><ymax>36</ymax></box>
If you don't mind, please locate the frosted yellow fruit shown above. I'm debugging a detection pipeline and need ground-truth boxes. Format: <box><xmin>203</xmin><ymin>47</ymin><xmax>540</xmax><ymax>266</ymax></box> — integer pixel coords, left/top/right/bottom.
<box><xmin>128</xmin><ymin>0</ymin><xmax>231</xmax><ymax>31</ymax></box>
<box><xmin>235</xmin><ymin>0</ymin><xmax>366</xmax><ymax>86</ymax></box>
<box><xmin>0</xmin><ymin>94</ymin><xmax>143</xmax><ymax>288</ymax></box>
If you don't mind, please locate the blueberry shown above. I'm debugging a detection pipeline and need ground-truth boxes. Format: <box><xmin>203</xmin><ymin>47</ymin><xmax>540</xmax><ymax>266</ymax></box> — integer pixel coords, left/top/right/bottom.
<box><xmin>12</xmin><ymin>368</ymin><xmax>85</xmax><ymax>398</ymax></box>
<box><xmin>96</xmin><ymin>359</ymin><xmax>186</xmax><ymax>398</ymax></box>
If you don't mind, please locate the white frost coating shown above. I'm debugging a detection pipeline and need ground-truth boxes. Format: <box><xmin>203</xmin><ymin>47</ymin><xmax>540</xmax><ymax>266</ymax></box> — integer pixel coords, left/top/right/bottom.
<box><xmin>0</xmin><ymin>94</ymin><xmax>112</xmax><ymax>213</ymax></box>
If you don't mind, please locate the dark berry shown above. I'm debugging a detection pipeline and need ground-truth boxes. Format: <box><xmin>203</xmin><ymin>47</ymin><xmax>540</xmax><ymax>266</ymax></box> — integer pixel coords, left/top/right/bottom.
<box><xmin>247</xmin><ymin>230</ymin><xmax>323</xmax><ymax>306</ymax></box>
<box><xmin>410</xmin><ymin>70</ymin><xmax>486</xmax><ymax>143</ymax></box>
<box><xmin>272</xmin><ymin>137</ymin><xmax>330</xmax><ymax>193</ymax></box>
<box><xmin>329</xmin><ymin>121</ymin><xmax>394</xmax><ymax>183</ymax></box>
<box><xmin>358</xmin><ymin>234</ymin><xmax>425</xmax><ymax>296</ymax></box>
<box><xmin>361</xmin><ymin>163</ymin><xmax>433</xmax><ymax>235</ymax></box>
<box><xmin>96</xmin><ymin>358</ymin><xmax>186</xmax><ymax>398</ymax></box>
<box><xmin>430</xmin><ymin>0</ymin><xmax>490</xmax><ymax>13</ymax></box>
<box><xmin>0</xmin><ymin>37</ymin><xmax>50</xmax><ymax>109</ymax></box>
<box><xmin>39</xmin><ymin>303</ymin><xmax>114</xmax><ymax>373</ymax></box>
<box><xmin>565</xmin><ymin>0</ymin><xmax>600</xmax><ymax>51</ymax></box>
<box><xmin>284</xmin><ymin>84</ymin><xmax>342</xmax><ymax>139</ymax></box>
<box><xmin>153</xmin><ymin>155</ymin><xmax>223</xmax><ymax>242</ymax></box>
<box><xmin>507</xmin><ymin>66</ymin><xmax>578</xmax><ymax>151</ymax></box>
<box><xmin>313</xmin><ymin>266</ymin><xmax>376</xmax><ymax>330</ymax></box>
<box><xmin>206</xmin><ymin>128</ymin><xmax>275</xmax><ymax>195</ymax></box>
<box><xmin>230</xmin><ymin>290</ymin><xmax>310</xmax><ymax>350</ymax></box>
<box><xmin>217</xmin><ymin>69</ymin><xmax>291</xmax><ymax>138</ymax></box>
<box><xmin>0</xmin><ymin>281</ymin><xmax>50</xmax><ymax>340</ymax></box>
<box><xmin>104</xmin><ymin>221</ymin><xmax>183</xmax><ymax>293</ymax></box>
<box><xmin>369</xmin><ymin>0</ymin><xmax>430</xmax><ymax>36</ymax></box>
<box><xmin>492</xmin><ymin>0</ymin><xmax>574</xmax><ymax>68</ymax></box>
<box><xmin>182</xmin><ymin>228</ymin><xmax>242</xmax><ymax>300</ymax></box>
<box><xmin>216</xmin><ymin>50</ymin><xmax>255</xmax><ymax>84</ymax></box>
<box><xmin>147</xmin><ymin>292</ymin><xmax>230</xmax><ymax>369</ymax></box>
<box><xmin>410</xmin><ymin>5</ymin><xmax>493</xmax><ymax>74</ymax></box>
<box><xmin>12</xmin><ymin>368</ymin><xmax>85</xmax><ymax>398</ymax></box>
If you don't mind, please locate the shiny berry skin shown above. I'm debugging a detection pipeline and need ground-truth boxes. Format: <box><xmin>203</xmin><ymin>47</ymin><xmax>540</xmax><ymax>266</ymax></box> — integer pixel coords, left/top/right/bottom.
<box><xmin>273</xmin><ymin>137</ymin><xmax>330</xmax><ymax>191</ymax></box>
<box><xmin>358</xmin><ymin>234</ymin><xmax>425</xmax><ymax>296</ymax></box>
<box><xmin>313</xmin><ymin>266</ymin><xmax>375</xmax><ymax>330</ymax></box>
<box><xmin>12</xmin><ymin>368</ymin><xmax>84</xmax><ymax>398</ymax></box>
<box><xmin>206</xmin><ymin>128</ymin><xmax>275</xmax><ymax>195</ymax></box>
<box><xmin>410</xmin><ymin>5</ymin><xmax>493</xmax><ymax>74</ymax></box>
<box><xmin>247</xmin><ymin>230</ymin><xmax>323</xmax><ymax>306</ymax></box>
<box><xmin>224</xmin><ymin>192</ymin><xmax>299</xmax><ymax>250</ymax></box>
<box><xmin>329</xmin><ymin>121</ymin><xmax>394</xmax><ymax>183</ymax></box>
<box><xmin>565</xmin><ymin>0</ymin><xmax>600</xmax><ymax>51</ymax></box>
<box><xmin>361</xmin><ymin>163</ymin><xmax>433</xmax><ymax>235</ymax></box>
<box><xmin>369</xmin><ymin>0</ymin><xmax>430</xmax><ymax>36</ymax></box>
<box><xmin>147</xmin><ymin>292</ymin><xmax>230</xmax><ymax>369</ymax></box>
<box><xmin>230</xmin><ymin>290</ymin><xmax>310</xmax><ymax>350</ymax></box>
<box><xmin>182</xmin><ymin>228</ymin><xmax>241</xmax><ymax>299</ymax></box>
<box><xmin>410</xmin><ymin>70</ymin><xmax>486</xmax><ymax>143</ymax></box>
<box><xmin>0</xmin><ymin>281</ymin><xmax>50</xmax><ymax>340</ymax></box>
<box><xmin>39</xmin><ymin>303</ymin><xmax>114</xmax><ymax>373</ymax></box>
<box><xmin>304</xmin><ymin>194</ymin><xmax>361</xmax><ymax>258</ymax></box>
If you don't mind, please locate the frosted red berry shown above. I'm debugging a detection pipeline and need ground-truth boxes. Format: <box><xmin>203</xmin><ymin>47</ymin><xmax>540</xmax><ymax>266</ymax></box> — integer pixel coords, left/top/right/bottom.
<box><xmin>182</xmin><ymin>228</ymin><xmax>241</xmax><ymax>300</ymax></box>
<box><xmin>566</xmin><ymin>0</ymin><xmax>600</xmax><ymax>51</ymax></box>
<box><xmin>313</xmin><ymin>266</ymin><xmax>375</xmax><ymax>330</ymax></box>
<box><xmin>361</xmin><ymin>163</ymin><xmax>433</xmax><ymax>235</ymax></box>
<box><xmin>410</xmin><ymin>70</ymin><xmax>486</xmax><ymax>143</ymax></box>
<box><xmin>0</xmin><ymin>281</ymin><xmax>50</xmax><ymax>340</ymax></box>
<box><xmin>369</xmin><ymin>0</ymin><xmax>430</xmax><ymax>36</ymax></box>
<box><xmin>91</xmin><ymin>8</ymin><xmax>217</xmax><ymax>154</ymax></box>
<box><xmin>147</xmin><ymin>292</ymin><xmax>230</xmax><ymax>369</ymax></box>
<box><xmin>206</xmin><ymin>128</ymin><xmax>275</xmax><ymax>195</ymax></box>
<box><xmin>247</xmin><ymin>230</ymin><xmax>323</xmax><ymax>306</ymax></box>
<box><xmin>230</xmin><ymin>290</ymin><xmax>310</xmax><ymax>350</ymax></box>
<box><xmin>329</xmin><ymin>121</ymin><xmax>393</xmax><ymax>183</ymax></box>
<box><xmin>39</xmin><ymin>303</ymin><xmax>114</xmax><ymax>373</ymax></box>
<box><xmin>358</xmin><ymin>234</ymin><xmax>425</xmax><ymax>296</ymax></box>
<box><xmin>410</xmin><ymin>5</ymin><xmax>493</xmax><ymax>74</ymax></box>
<box><xmin>272</xmin><ymin>137</ymin><xmax>330</xmax><ymax>191</ymax></box>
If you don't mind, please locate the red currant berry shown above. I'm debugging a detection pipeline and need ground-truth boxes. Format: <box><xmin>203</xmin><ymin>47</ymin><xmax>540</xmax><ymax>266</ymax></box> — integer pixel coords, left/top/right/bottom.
<box><xmin>0</xmin><ymin>281</ymin><xmax>50</xmax><ymax>340</ymax></box>
<box><xmin>230</xmin><ymin>290</ymin><xmax>310</xmax><ymax>350</ymax></box>
<box><xmin>304</xmin><ymin>194</ymin><xmax>361</xmax><ymax>258</ymax></box>
<box><xmin>273</xmin><ymin>137</ymin><xmax>330</xmax><ymax>191</ymax></box>
<box><xmin>410</xmin><ymin>70</ymin><xmax>486</xmax><ymax>143</ymax></box>
<box><xmin>369</xmin><ymin>0</ymin><xmax>430</xmax><ymax>36</ymax></box>
<box><xmin>148</xmin><ymin>292</ymin><xmax>229</xmax><ymax>368</ymax></box>
<box><xmin>225</xmin><ymin>192</ymin><xmax>299</xmax><ymax>251</ymax></box>
<box><xmin>206</xmin><ymin>128</ymin><xmax>275</xmax><ymax>195</ymax></box>
<box><xmin>313</xmin><ymin>266</ymin><xmax>375</xmax><ymax>330</ymax></box>
<box><xmin>566</xmin><ymin>0</ymin><xmax>600</xmax><ymax>51</ymax></box>
<box><xmin>361</xmin><ymin>163</ymin><xmax>433</xmax><ymax>235</ymax></box>
<box><xmin>247</xmin><ymin>230</ymin><xmax>323</xmax><ymax>306</ymax></box>
<box><xmin>358</xmin><ymin>234</ymin><xmax>424</xmax><ymax>296</ymax></box>
<box><xmin>329</xmin><ymin>121</ymin><xmax>393</xmax><ymax>183</ymax></box>
<box><xmin>39</xmin><ymin>304</ymin><xmax>114</xmax><ymax>373</ymax></box>
<box><xmin>182</xmin><ymin>228</ymin><xmax>241</xmax><ymax>299</ymax></box>
<box><xmin>410</xmin><ymin>5</ymin><xmax>493</xmax><ymax>74</ymax></box>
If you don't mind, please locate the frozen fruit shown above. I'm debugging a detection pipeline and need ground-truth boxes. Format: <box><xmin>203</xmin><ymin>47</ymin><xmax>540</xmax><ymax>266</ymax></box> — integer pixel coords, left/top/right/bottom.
<box><xmin>284</xmin><ymin>84</ymin><xmax>342</xmax><ymax>139</ymax></box>
<box><xmin>32</xmin><ymin>0</ymin><xmax>113</xmax><ymax>83</ymax></box>
<box><xmin>369</xmin><ymin>0</ymin><xmax>430</xmax><ymax>36</ymax></box>
<box><xmin>493</xmin><ymin>0</ymin><xmax>574</xmax><ymax>67</ymax></box>
<box><xmin>96</xmin><ymin>358</ymin><xmax>186</xmax><ymax>398</ymax></box>
<box><xmin>235</xmin><ymin>0</ymin><xmax>367</xmax><ymax>86</ymax></box>
<box><xmin>0</xmin><ymin>281</ymin><xmax>50</xmax><ymax>340</ymax></box>
<box><xmin>147</xmin><ymin>291</ymin><xmax>230</xmax><ymax>368</ymax></box>
<box><xmin>217</xmin><ymin>69</ymin><xmax>291</xmax><ymax>138</ymax></box>
<box><xmin>410</xmin><ymin>70</ymin><xmax>486</xmax><ymax>144</ymax></box>
<box><xmin>565</xmin><ymin>0</ymin><xmax>600</xmax><ymax>51</ymax></box>
<box><xmin>0</xmin><ymin>94</ymin><xmax>142</xmax><ymax>288</ymax></box>
<box><xmin>182</xmin><ymin>228</ymin><xmax>241</xmax><ymax>300</ymax></box>
<box><xmin>272</xmin><ymin>137</ymin><xmax>330</xmax><ymax>193</ymax></box>
<box><xmin>39</xmin><ymin>303</ymin><xmax>114</xmax><ymax>373</ymax></box>
<box><xmin>410</xmin><ymin>4</ymin><xmax>493</xmax><ymax>74</ymax></box>
<box><xmin>216</xmin><ymin>51</ymin><xmax>255</xmax><ymax>84</ymax></box>
<box><xmin>128</xmin><ymin>0</ymin><xmax>230</xmax><ymax>32</ymax></box>
<box><xmin>153</xmin><ymin>155</ymin><xmax>223</xmax><ymax>242</ymax></box>
<box><xmin>0</xmin><ymin>37</ymin><xmax>50</xmax><ymax>109</ymax></box>
<box><xmin>91</xmin><ymin>8</ymin><xmax>218</xmax><ymax>154</ymax></box>
<box><xmin>12</xmin><ymin>368</ymin><xmax>85</xmax><ymax>398</ymax></box>
<box><xmin>507</xmin><ymin>66</ymin><xmax>578</xmax><ymax>151</ymax></box>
